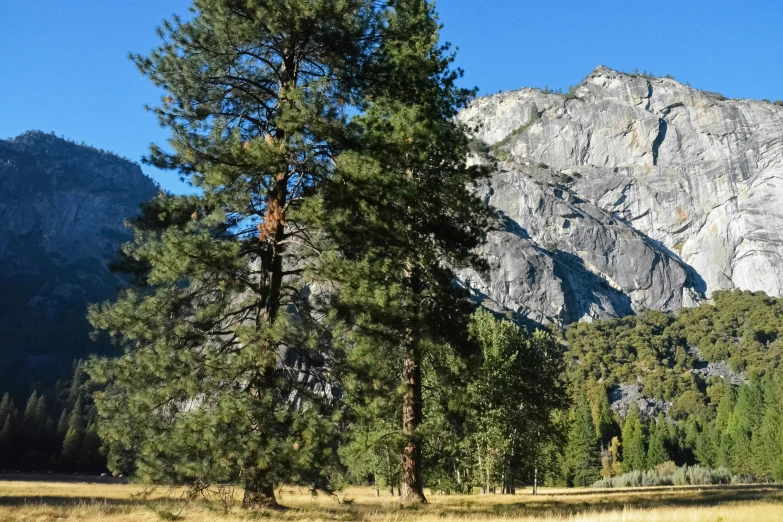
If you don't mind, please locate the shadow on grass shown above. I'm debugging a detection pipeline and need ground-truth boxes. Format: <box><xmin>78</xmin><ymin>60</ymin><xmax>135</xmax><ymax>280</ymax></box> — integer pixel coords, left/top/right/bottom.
<box><xmin>426</xmin><ymin>485</ymin><xmax>783</xmax><ymax>518</ymax></box>
<box><xmin>1</xmin><ymin>485</ymin><xmax>782</xmax><ymax>521</ymax></box>
<box><xmin>0</xmin><ymin>472</ymin><xmax>127</xmax><ymax>484</ymax></box>
<box><xmin>0</xmin><ymin>495</ymin><xmax>140</xmax><ymax>508</ymax></box>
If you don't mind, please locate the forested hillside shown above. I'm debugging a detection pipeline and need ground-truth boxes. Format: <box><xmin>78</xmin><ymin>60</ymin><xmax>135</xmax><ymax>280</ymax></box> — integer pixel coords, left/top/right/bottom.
<box><xmin>562</xmin><ymin>290</ymin><xmax>783</xmax><ymax>484</ymax></box>
<box><xmin>0</xmin><ymin>131</ymin><xmax>157</xmax><ymax>396</ymax></box>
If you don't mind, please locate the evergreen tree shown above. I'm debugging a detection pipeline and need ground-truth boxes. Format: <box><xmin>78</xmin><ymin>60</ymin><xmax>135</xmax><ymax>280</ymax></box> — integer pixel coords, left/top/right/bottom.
<box><xmin>564</xmin><ymin>401</ymin><xmax>600</xmax><ymax>486</ymax></box>
<box><xmin>646</xmin><ymin>413</ymin><xmax>670</xmax><ymax>467</ymax></box>
<box><xmin>589</xmin><ymin>385</ymin><xmax>617</xmax><ymax>445</ymax></box>
<box><xmin>0</xmin><ymin>394</ymin><xmax>12</xmax><ymax>426</ymax></box>
<box><xmin>621</xmin><ymin>403</ymin><xmax>647</xmax><ymax>472</ymax></box>
<box><xmin>85</xmin><ymin>0</ymin><xmax>438</xmax><ymax>508</ymax></box>
<box><xmin>728</xmin><ymin>382</ymin><xmax>764</xmax><ymax>475</ymax></box>
<box><xmin>311</xmin><ymin>0</ymin><xmax>491</xmax><ymax>502</ymax></box>
<box><xmin>753</xmin><ymin>375</ymin><xmax>783</xmax><ymax>479</ymax></box>
<box><xmin>60</xmin><ymin>398</ymin><xmax>84</xmax><ymax>471</ymax></box>
<box><xmin>0</xmin><ymin>414</ymin><xmax>13</xmax><ymax>469</ymax></box>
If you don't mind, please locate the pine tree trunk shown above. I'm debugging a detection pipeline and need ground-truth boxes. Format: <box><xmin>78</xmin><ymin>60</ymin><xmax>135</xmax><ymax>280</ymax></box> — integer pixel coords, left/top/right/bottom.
<box><xmin>401</xmin><ymin>336</ymin><xmax>426</xmax><ymax>504</ymax></box>
<box><xmin>242</xmin><ymin>469</ymin><xmax>278</xmax><ymax>509</ymax></box>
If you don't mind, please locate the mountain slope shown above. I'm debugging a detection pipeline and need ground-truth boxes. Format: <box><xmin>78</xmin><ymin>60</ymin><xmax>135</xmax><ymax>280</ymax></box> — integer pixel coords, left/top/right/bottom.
<box><xmin>459</xmin><ymin>66</ymin><xmax>783</xmax><ymax>327</ymax></box>
<box><xmin>0</xmin><ymin>131</ymin><xmax>158</xmax><ymax>392</ymax></box>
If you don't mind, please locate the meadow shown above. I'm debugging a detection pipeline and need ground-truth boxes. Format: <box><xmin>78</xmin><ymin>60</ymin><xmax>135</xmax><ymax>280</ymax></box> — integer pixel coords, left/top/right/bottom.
<box><xmin>0</xmin><ymin>476</ymin><xmax>782</xmax><ymax>521</ymax></box>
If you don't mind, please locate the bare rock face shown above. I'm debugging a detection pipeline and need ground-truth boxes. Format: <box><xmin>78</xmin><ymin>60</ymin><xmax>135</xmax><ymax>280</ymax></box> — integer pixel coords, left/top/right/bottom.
<box><xmin>459</xmin><ymin>66</ymin><xmax>783</xmax><ymax>326</ymax></box>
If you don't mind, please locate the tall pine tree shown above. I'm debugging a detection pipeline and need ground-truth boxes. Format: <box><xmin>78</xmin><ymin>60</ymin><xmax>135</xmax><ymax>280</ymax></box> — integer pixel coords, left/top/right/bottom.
<box><xmin>87</xmin><ymin>0</ymin><xmax>399</xmax><ymax>508</ymax></box>
<box><xmin>621</xmin><ymin>403</ymin><xmax>647</xmax><ymax>472</ymax></box>
<box><xmin>564</xmin><ymin>400</ymin><xmax>600</xmax><ymax>486</ymax></box>
<box><xmin>311</xmin><ymin>0</ymin><xmax>491</xmax><ymax>502</ymax></box>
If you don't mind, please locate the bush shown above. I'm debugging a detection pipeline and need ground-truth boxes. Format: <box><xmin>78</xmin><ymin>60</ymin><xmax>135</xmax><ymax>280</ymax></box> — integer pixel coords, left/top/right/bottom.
<box><xmin>593</xmin><ymin>464</ymin><xmax>732</xmax><ymax>488</ymax></box>
<box><xmin>655</xmin><ymin>461</ymin><xmax>678</xmax><ymax>478</ymax></box>
<box><xmin>731</xmin><ymin>473</ymin><xmax>757</xmax><ymax>484</ymax></box>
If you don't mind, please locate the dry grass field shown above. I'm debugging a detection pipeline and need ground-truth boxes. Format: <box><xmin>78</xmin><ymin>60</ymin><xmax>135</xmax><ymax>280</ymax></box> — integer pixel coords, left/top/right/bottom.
<box><xmin>0</xmin><ymin>476</ymin><xmax>782</xmax><ymax>521</ymax></box>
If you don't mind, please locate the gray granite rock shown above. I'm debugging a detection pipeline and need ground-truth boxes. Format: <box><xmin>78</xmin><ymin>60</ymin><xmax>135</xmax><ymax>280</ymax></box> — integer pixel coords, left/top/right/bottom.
<box><xmin>459</xmin><ymin>66</ymin><xmax>783</xmax><ymax>326</ymax></box>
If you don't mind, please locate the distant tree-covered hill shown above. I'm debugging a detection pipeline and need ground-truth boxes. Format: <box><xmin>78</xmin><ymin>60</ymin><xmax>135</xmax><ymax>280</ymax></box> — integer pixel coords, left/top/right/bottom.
<box><xmin>0</xmin><ymin>131</ymin><xmax>158</xmax><ymax>396</ymax></box>
<box><xmin>562</xmin><ymin>290</ymin><xmax>783</xmax><ymax>483</ymax></box>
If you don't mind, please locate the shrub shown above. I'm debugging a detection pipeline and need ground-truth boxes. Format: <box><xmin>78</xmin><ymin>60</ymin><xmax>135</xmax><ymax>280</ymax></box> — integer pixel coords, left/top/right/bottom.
<box><xmin>731</xmin><ymin>473</ymin><xmax>757</xmax><ymax>484</ymax></box>
<box><xmin>655</xmin><ymin>461</ymin><xmax>678</xmax><ymax>478</ymax></box>
<box><xmin>593</xmin><ymin>464</ymin><xmax>731</xmax><ymax>488</ymax></box>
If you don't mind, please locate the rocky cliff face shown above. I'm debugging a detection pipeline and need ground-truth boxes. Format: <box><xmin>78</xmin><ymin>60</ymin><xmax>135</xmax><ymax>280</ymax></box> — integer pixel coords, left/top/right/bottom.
<box><xmin>0</xmin><ymin>131</ymin><xmax>158</xmax><ymax>390</ymax></box>
<box><xmin>459</xmin><ymin>66</ymin><xmax>783</xmax><ymax>327</ymax></box>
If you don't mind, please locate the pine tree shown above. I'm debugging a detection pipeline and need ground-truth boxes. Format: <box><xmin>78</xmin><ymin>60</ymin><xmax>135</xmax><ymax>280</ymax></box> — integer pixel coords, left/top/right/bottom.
<box><xmin>60</xmin><ymin>398</ymin><xmax>84</xmax><ymax>471</ymax></box>
<box><xmin>621</xmin><ymin>403</ymin><xmax>647</xmax><ymax>472</ymax></box>
<box><xmin>728</xmin><ymin>382</ymin><xmax>764</xmax><ymax>475</ymax></box>
<box><xmin>754</xmin><ymin>375</ymin><xmax>783</xmax><ymax>480</ymax></box>
<box><xmin>565</xmin><ymin>401</ymin><xmax>601</xmax><ymax>486</ymax></box>
<box><xmin>311</xmin><ymin>0</ymin><xmax>491</xmax><ymax>502</ymax></box>
<box><xmin>0</xmin><ymin>414</ymin><xmax>14</xmax><ymax>470</ymax></box>
<box><xmin>590</xmin><ymin>385</ymin><xmax>616</xmax><ymax>445</ymax></box>
<box><xmin>646</xmin><ymin>414</ymin><xmax>670</xmax><ymax>467</ymax></box>
<box><xmin>0</xmin><ymin>394</ymin><xmax>12</xmax><ymax>427</ymax></box>
<box><xmin>85</xmin><ymin>0</ymin><xmax>426</xmax><ymax>508</ymax></box>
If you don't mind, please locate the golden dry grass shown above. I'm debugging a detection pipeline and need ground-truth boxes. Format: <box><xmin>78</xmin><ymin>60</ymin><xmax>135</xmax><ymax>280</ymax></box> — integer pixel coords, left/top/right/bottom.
<box><xmin>0</xmin><ymin>478</ymin><xmax>781</xmax><ymax>521</ymax></box>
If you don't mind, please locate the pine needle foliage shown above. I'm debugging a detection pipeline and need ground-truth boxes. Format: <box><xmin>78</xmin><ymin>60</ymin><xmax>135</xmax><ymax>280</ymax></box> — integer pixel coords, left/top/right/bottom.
<box><xmin>305</xmin><ymin>0</ymin><xmax>493</xmax><ymax>503</ymax></box>
<box><xmin>86</xmin><ymin>0</ymin><xmax>398</xmax><ymax>508</ymax></box>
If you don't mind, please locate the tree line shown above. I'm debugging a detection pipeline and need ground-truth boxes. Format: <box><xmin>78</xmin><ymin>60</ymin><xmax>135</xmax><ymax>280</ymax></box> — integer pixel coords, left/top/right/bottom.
<box><xmin>563</xmin><ymin>290</ymin><xmax>783</xmax><ymax>486</ymax></box>
<box><xmin>0</xmin><ymin>361</ymin><xmax>104</xmax><ymax>474</ymax></box>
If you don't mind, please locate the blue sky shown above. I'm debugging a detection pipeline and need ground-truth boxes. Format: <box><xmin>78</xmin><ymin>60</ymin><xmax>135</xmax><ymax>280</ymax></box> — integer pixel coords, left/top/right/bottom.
<box><xmin>1</xmin><ymin>1</ymin><xmax>781</xmax><ymax>193</ymax></box>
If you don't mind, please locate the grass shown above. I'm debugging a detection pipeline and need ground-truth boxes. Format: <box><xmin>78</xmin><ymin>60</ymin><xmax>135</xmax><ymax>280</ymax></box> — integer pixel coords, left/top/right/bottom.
<box><xmin>0</xmin><ymin>477</ymin><xmax>782</xmax><ymax>521</ymax></box>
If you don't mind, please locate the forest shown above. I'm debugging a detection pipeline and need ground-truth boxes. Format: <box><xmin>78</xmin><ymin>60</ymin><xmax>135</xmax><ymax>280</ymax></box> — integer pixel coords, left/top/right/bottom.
<box><xmin>1</xmin><ymin>0</ymin><xmax>782</xmax><ymax>513</ymax></box>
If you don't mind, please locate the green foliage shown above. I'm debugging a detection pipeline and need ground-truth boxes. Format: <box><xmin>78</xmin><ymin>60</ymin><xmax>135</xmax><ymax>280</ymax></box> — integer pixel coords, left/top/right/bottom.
<box><xmin>465</xmin><ymin>310</ymin><xmax>568</xmax><ymax>491</ymax></box>
<box><xmin>567</xmin><ymin>291</ymin><xmax>783</xmax><ymax>480</ymax></box>
<box><xmin>0</xmin><ymin>362</ymin><xmax>103</xmax><ymax>473</ymax></box>
<box><xmin>646</xmin><ymin>414</ymin><xmax>671</xmax><ymax>468</ymax></box>
<box><xmin>306</xmin><ymin>0</ymin><xmax>493</xmax><ymax>502</ymax></box>
<box><xmin>621</xmin><ymin>403</ymin><xmax>647</xmax><ymax>472</ymax></box>
<box><xmin>563</xmin><ymin>401</ymin><xmax>600</xmax><ymax>486</ymax></box>
<box><xmin>86</xmin><ymin>0</ymin><xmax>402</xmax><ymax>504</ymax></box>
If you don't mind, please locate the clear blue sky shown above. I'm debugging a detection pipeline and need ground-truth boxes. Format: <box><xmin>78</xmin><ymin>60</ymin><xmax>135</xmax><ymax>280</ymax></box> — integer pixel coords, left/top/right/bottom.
<box><xmin>2</xmin><ymin>1</ymin><xmax>781</xmax><ymax>193</ymax></box>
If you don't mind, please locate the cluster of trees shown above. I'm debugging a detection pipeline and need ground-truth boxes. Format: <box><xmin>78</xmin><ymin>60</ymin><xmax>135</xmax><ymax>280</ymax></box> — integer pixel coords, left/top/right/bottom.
<box><xmin>0</xmin><ymin>362</ymin><xmax>103</xmax><ymax>474</ymax></box>
<box><xmin>562</xmin><ymin>290</ymin><xmax>783</xmax><ymax>485</ymax></box>
<box><xmin>80</xmin><ymin>0</ymin><xmax>565</xmax><ymax>509</ymax></box>
<box><xmin>342</xmin><ymin>310</ymin><xmax>567</xmax><ymax>495</ymax></box>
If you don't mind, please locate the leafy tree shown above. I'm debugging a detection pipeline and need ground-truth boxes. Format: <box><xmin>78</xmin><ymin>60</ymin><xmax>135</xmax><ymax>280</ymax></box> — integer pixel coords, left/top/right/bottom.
<box><xmin>601</xmin><ymin>436</ymin><xmax>622</xmax><ymax>478</ymax></box>
<box><xmin>621</xmin><ymin>403</ymin><xmax>646</xmax><ymax>472</ymax></box>
<box><xmin>466</xmin><ymin>310</ymin><xmax>567</xmax><ymax>493</ymax></box>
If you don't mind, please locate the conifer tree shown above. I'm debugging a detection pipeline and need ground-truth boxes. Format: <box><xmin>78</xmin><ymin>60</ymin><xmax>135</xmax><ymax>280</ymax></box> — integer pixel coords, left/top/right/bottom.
<box><xmin>311</xmin><ymin>0</ymin><xmax>491</xmax><ymax>502</ymax></box>
<box><xmin>621</xmin><ymin>403</ymin><xmax>646</xmax><ymax>472</ymax></box>
<box><xmin>85</xmin><ymin>0</ymin><xmax>423</xmax><ymax>508</ymax></box>
<box><xmin>754</xmin><ymin>375</ymin><xmax>783</xmax><ymax>479</ymax></box>
<box><xmin>728</xmin><ymin>382</ymin><xmax>764</xmax><ymax>475</ymax></box>
<box><xmin>646</xmin><ymin>414</ymin><xmax>670</xmax><ymax>467</ymax></box>
<box><xmin>60</xmin><ymin>398</ymin><xmax>83</xmax><ymax>471</ymax></box>
<box><xmin>564</xmin><ymin>401</ymin><xmax>600</xmax><ymax>486</ymax></box>
<box><xmin>0</xmin><ymin>414</ymin><xmax>13</xmax><ymax>469</ymax></box>
<box><xmin>600</xmin><ymin>436</ymin><xmax>622</xmax><ymax>478</ymax></box>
